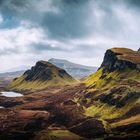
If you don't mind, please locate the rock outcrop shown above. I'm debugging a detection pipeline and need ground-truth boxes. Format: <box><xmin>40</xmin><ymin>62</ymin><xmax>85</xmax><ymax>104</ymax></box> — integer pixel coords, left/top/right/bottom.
<box><xmin>84</xmin><ymin>47</ymin><xmax>140</xmax><ymax>139</ymax></box>
<box><xmin>8</xmin><ymin>61</ymin><xmax>76</xmax><ymax>91</ymax></box>
<box><xmin>100</xmin><ymin>48</ymin><xmax>140</xmax><ymax>72</ymax></box>
<box><xmin>24</xmin><ymin>61</ymin><xmax>73</xmax><ymax>81</ymax></box>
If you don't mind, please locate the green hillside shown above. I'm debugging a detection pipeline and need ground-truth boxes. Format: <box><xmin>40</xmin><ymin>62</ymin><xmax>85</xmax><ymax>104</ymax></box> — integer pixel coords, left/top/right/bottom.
<box><xmin>82</xmin><ymin>48</ymin><xmax>140</xmax><ymax>134</ymax></box>
<box><xmin>8</xmin><ymin>61</ymin><xmax>77</xmax><ymax>91</ymax></box>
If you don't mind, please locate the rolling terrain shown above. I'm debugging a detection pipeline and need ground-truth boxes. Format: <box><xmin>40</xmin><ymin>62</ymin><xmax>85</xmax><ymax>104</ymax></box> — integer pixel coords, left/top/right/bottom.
<box><xmin>0</xmin><ymin>47</ymin><xmax>139</xmax><ymax>140</ymax></box>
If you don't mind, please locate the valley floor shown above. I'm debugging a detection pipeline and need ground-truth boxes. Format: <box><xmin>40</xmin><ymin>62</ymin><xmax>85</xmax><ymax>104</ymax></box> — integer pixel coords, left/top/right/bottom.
<box><xmin>0</xmin><ymin>83</ymin><xmax>140</xmax><ymax>140</ymax></box>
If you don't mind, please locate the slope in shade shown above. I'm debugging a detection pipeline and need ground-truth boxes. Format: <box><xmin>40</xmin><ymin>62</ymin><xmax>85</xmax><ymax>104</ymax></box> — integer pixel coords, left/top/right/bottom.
<box><xmin>8</xmin><ymin>61</ymin><xmax>77</xmax><ymax>91</ymax></box>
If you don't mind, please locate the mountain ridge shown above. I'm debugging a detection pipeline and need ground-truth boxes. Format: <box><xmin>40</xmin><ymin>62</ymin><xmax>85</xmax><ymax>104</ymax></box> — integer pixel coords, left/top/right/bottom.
<box><xmin>8</xmin><ymin>60</ymin><xmax>77</xmax><ymax>91</ymax></box>
<box><xmin>49</xmin><ymin>58</ymin><xmax>95</xmax><ymax>69</ymax></box>
<box><xmin>0</xmin><ymin>59</ymin><xmax>97</xmax><ymax>80</ymax></box>
<box><xmin>82</xmin><ymin>47</ymin><xmax>140</xmax><ymax>138</ymax></box>
<box><xmin>100</xmin><ymin>48</ymin><xmax>140</xmax><ymax>72</ymax></box>
<box><xmin>48</xmin><ymin>58</ymin><xmax>97</xmax><ymax>79</ymax></box>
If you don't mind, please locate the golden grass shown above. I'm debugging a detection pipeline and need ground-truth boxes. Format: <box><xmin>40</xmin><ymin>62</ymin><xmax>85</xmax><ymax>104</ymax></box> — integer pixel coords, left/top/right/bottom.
<box><xmin>8</xmin><ymin>74</ymin><xmax>77</xmax><ymax>91</ymax></box>
<box><xmin>37</xmin><ymin>129</ymin><xmax>81</xmax><ymax>140</ymax></box>
<box><xmin>83</xmin><ymin>65</ymin><xmax>140</xmax><ymax>119</ymax></box>
<box><xmin>84</xmin><ymin>68</ymin><xmax>140</xmax><ymax>91</ymax></box>
<box><xmin>84</xmin><ymin>68</ymin><xmax>103</xmax><ymax>87</ymax></box>
<box><xmin>111</xmin><ymin>48</ymin><xmax>140</xmax><ymax>64</ymax></box>
<box><xmin>111</xmin><ymin>114</ymin><xmax>140</xmax><ymax>128</ymax></box>
<box><xmin>84</xmin><ymin>96</ymin><xmax>140</xmax><ymax>120</ymax></box>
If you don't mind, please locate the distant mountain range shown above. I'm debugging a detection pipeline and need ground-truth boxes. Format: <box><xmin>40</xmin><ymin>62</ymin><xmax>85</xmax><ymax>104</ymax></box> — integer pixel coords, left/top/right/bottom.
<box><xmin>0</xmin><ymin>70</ymin><xmax>24</xmax><ymax>78</ymax></box>
<box><xmin>0</xmin><ymin>59</ymin><xmax>97</xmax><ymax>79</ymax></box>
<box><xmin>48</xmin><ymin>58</ymin><xmax>97</xmax><ymax>79</ymax></box>
<box><xmin>0</xmin><ymin>71</ymin><xmax>25</xmax><ymax>87</ymax></box>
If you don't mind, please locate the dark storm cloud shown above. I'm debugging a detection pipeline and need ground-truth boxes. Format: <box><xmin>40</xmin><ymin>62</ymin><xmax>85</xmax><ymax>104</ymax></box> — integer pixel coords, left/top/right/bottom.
<box><xmin>127</xmin><ymin>0</ymin><xmax>140</xmax><ymax>7</ymax></box>
<box><xmin>0</xmin><ymin>0</ymin><xmax>139</xmax><ymax>39</ymax></box>
<box><xmin>30</xmin><ymin>43</ymin><xmax>68</xmax><ymax>53</ymax></box>
<box><xmin>0</xmin><ymin>0</ymin><xmax>140</xmax><ymax>71</ymax></box>
<box><xmin>0</xmin><ymin>0</ymin><xmax>115</xmax><ymax>38</ymax></box>
<box><xmin>0</xmin><ymin>0</ymin><xmax>140</xmax><ymax>44</ymax></box>
<box><xmin>41</xmin><ymin>1</ymin><xmax>92</xmax><ymax>39</ymax></box>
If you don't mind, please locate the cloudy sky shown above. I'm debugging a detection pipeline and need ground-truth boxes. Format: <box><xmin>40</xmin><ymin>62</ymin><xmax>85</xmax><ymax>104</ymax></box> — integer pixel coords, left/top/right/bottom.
<box><xmin>0</xmin><ymin>0</ymin><xmax>140</xmax><ymax>72</ymax></box>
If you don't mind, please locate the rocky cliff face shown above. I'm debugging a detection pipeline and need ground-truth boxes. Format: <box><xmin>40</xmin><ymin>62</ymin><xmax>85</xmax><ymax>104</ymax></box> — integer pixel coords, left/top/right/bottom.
<box><xmin>83</xmin><ymin>48</ymin><xmax>140</xmax><ymax>139</ymax></box>
<box><xmin>23</xmin><ymin>61</ymin><xmax>72</xmax><ymax>81</ymax></box>
<box><xmin>100</xmin><ymin>48</ymin><xmax>140</xmax><ymax>72</ymax></box>
<box><xmin>8</xmin><ymin>61</ymin><xmax>76</xmax><ymax>91</ymax></box>
<box><xmin>85</xmin><ymin>48</ymin><xmax>140</xmax><ymax>89</ymax></box>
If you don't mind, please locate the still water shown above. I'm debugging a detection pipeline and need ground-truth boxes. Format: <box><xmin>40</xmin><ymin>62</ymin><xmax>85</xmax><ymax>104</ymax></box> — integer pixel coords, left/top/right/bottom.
<box><xmin>1</xmin><ymin>91</ymin><xmax>23</xmax><ymax>97</ymax></box>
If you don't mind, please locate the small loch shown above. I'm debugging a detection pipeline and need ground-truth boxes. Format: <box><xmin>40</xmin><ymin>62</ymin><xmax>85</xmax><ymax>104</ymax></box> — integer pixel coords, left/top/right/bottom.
<box><xmin>0</xmin><ymin>91</ymin><xmax>23</xmax><ymax>97</ymax></box>
<box><xmin>0</xmin><ymin>106</ymin><xmax>4</xmax><ymax>108</ymax></box>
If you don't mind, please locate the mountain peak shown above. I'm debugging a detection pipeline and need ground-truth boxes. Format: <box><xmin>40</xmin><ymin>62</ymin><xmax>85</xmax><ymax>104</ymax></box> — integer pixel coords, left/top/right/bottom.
<box><xmin>48</xmin><ymin>58</ymin><xmax>69</xmax><ymax>64</ymax></box>
<box><xmin>35</xmin><ymin>60</ymin><xmax>60</xmax><ymax>69</ymax></box>
<box><xmin>100</xmin><ymin>48</ymin><xmax>140</xmax><ymax>72</ymax></box>
<box><xmin>8</xmin><ymin>60</ymin><xmax>76</xmax><ymax>91</ymax></box>
<box><xmin>36</xmin><ymin>60</ymin><xmax>50</xmax><ymax>65</ymax></box>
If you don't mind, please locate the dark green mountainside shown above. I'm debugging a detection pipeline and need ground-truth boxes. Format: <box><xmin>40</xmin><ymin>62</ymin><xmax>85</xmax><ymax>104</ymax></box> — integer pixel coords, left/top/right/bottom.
<box><xmin>8</xmin><ymin>61</ymin><xmax>76</xmax><ymax>91</ymax></box>
<box><xmin>81</xmin><ymin>48</ymin><xmax>140</xmax><ymax>138</ymax></box>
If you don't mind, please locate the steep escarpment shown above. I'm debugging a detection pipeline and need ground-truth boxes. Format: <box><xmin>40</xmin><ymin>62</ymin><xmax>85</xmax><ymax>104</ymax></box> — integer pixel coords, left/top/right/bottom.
<box><xmin>85</xmin><ymin>48</ymin><xmax>140</xmax><ymax>89</ymax></box>
<box><xmin>8</xmin><ymin>61</ymin><xmax>76</xmax><ymax>91</ymax></box>
<box><xmin>83</xmin><ymin>48</ymin><xmax>140</xmax><ymax>139</ymax></box>
<box><xmin>101</xmin><ymin>48</ymin><xmax>140</xmax><ymax>72</ymax></box>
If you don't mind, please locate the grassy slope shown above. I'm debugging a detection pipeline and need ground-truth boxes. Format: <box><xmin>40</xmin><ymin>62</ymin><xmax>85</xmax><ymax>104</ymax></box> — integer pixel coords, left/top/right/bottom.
<box><xmin>36</xmin><ymin>129</ymin><xmax>83</xmax><ymax>140</ymax></box>
<box><xmin>8</xmin><ymin>74</ymin><xmax>77</xmax><ymax>91</ymax></box>
<box><xmin>85</xmin><ymin>68</ymin><xmax>140</xmax><ymax>91</ymax></box>
<box><xmin>83</xmin><ymin>66</ymin><xmax>140</xmax><ymax>132</ymax></box>
<box><xmin>8</xmin><ymin>62</ymin><xmax>77</xmax><ymax>91</ymax></box>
